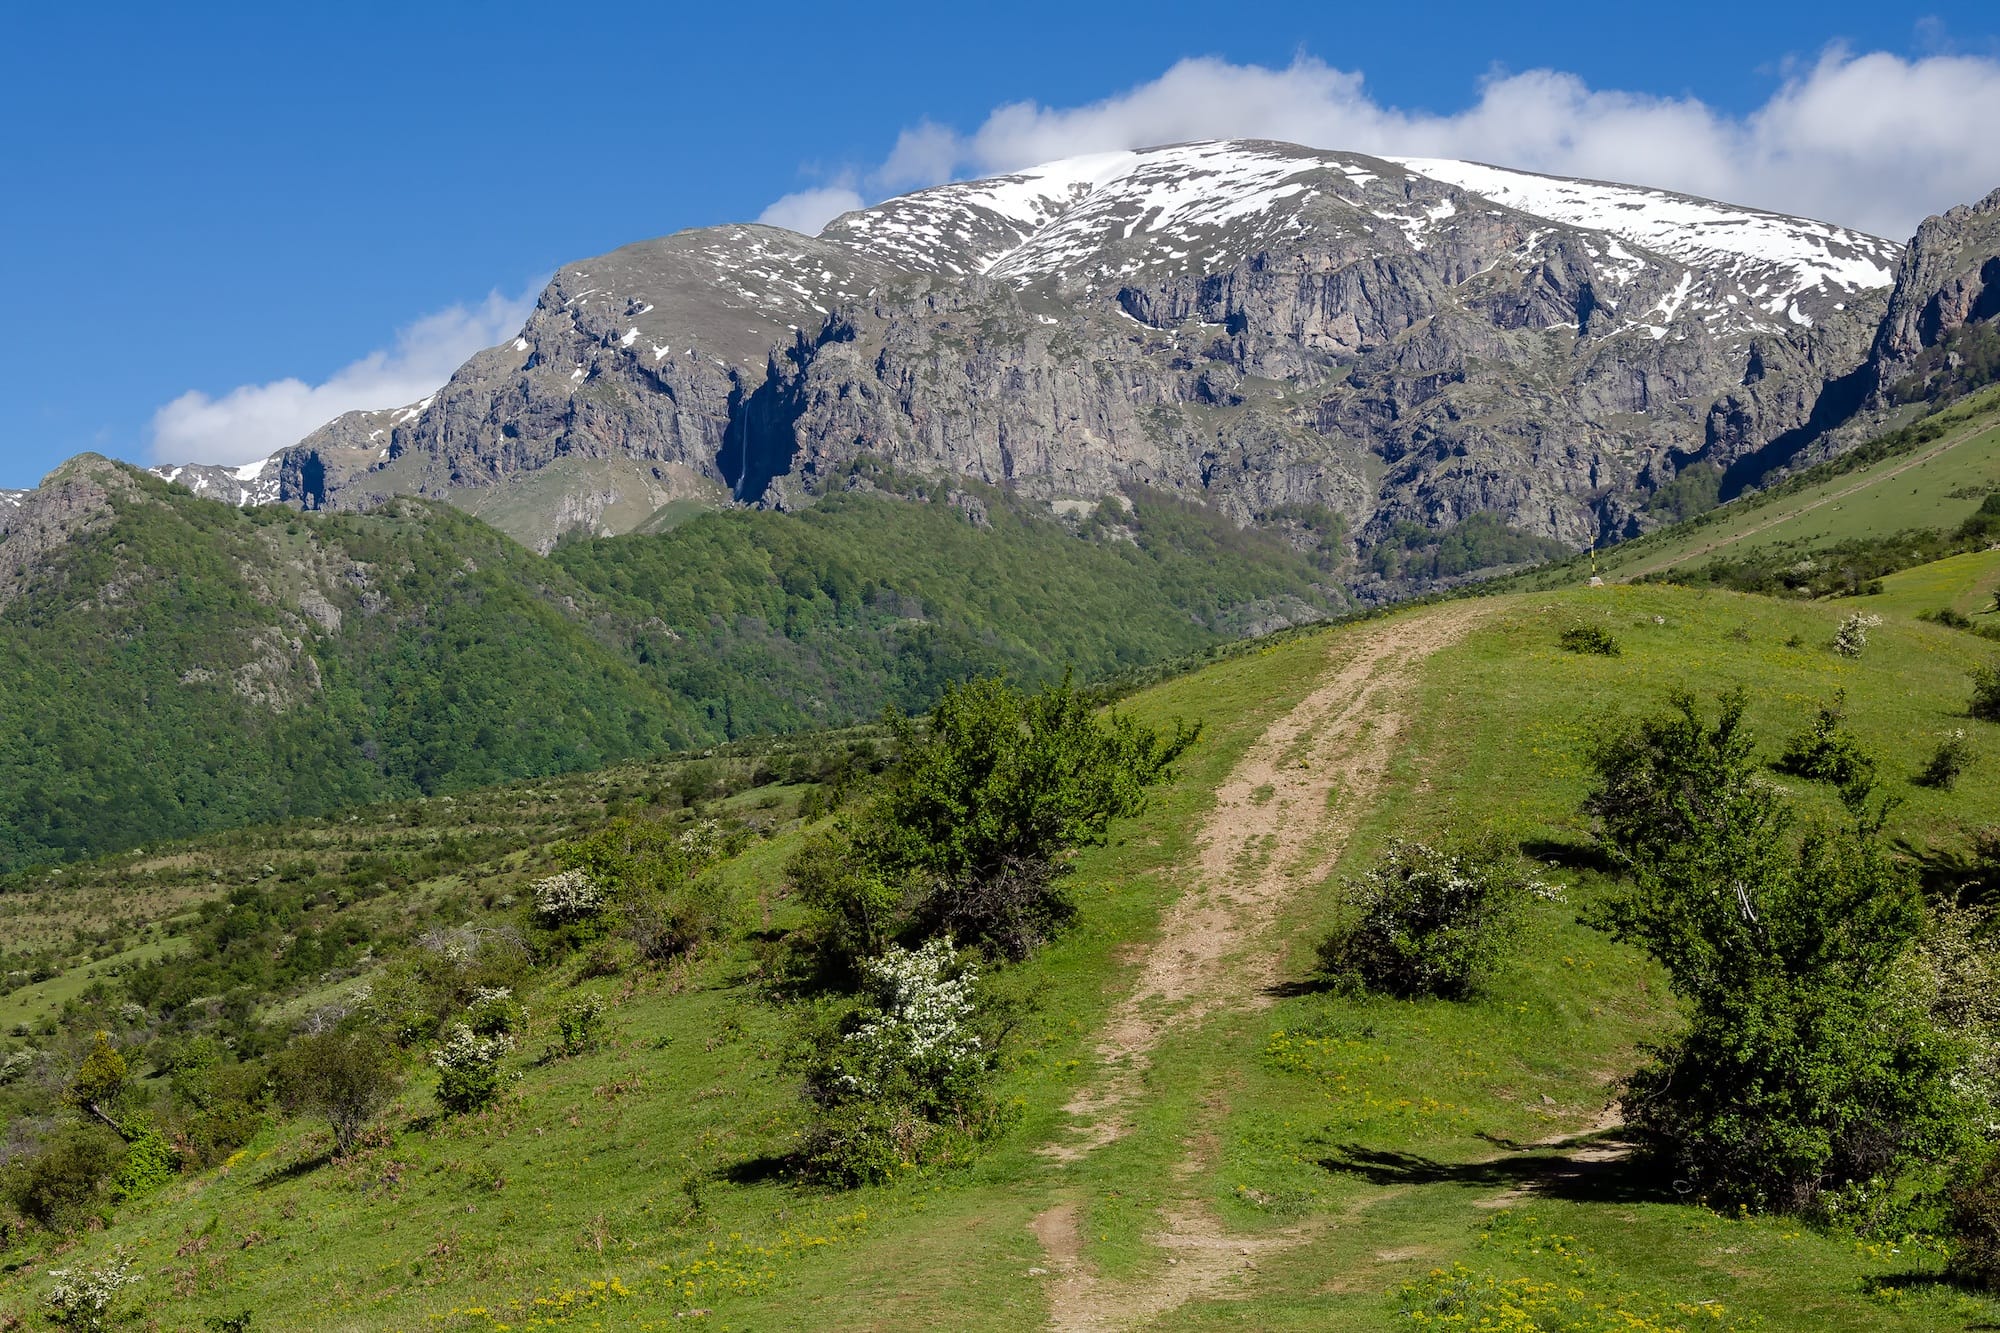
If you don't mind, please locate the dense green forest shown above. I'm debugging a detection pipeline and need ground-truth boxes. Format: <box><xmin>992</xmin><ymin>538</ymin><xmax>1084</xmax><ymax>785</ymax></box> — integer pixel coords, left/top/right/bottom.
<box><xmin>0</xmin><ymin>461</ymin><xmax>1344</xmax><ymax>871</ymax></box>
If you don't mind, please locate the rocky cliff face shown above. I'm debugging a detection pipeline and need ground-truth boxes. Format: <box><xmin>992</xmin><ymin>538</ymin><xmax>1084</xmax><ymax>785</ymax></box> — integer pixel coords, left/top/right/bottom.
<box><xmin>142</xmin><ymin>141</ymin><xmax>1999</xmax><ymax>561</ymax></box>
<box><xmin>1869</xmin><ymin>186</ymin><xmax>2000</xmax><ymax>401</ymax></box>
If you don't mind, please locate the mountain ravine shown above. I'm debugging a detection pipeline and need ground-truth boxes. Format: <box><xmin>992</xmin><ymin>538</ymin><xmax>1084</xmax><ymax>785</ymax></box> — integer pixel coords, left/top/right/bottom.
<box><xmin>149</xmin><ymin>141</ymin><xmax>2000</xmax><ymax>565</ymax></box>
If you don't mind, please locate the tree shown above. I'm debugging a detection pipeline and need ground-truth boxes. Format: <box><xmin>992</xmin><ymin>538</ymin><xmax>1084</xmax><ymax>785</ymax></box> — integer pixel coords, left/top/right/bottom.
<box><xmin>1584</xmin><ymin>691</ymin><xmax>1968</xmax><ymax>1211</ymax></box>
<box><xmin>859</xmin><ymin>675</ymin><xmax>1197</xmax><ymax>958</ymax></box>
<box><xmin>63</xmin><ymin>1032</ymin><xmax>130</xmax><ymax>1135</ymax></box>
<box><xmin>275</xmin><ymin>1028</ymin><xmax>401</xmax><ymax>1155</ymax></box>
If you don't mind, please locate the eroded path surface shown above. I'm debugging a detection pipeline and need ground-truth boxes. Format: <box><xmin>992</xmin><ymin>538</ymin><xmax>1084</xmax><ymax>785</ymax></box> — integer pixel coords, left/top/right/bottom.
<box><xmin>1035</xmin><ymin>604</ymin><xmax>1486</xmax><ymax>1331</ymax></box>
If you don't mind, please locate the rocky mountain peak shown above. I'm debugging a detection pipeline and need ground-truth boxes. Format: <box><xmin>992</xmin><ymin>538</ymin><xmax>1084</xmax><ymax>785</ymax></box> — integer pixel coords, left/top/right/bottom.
<box><xmin>103</xmin><ymin>142</ymin><xmax>2000</xmax><ymax>581</ymax></box>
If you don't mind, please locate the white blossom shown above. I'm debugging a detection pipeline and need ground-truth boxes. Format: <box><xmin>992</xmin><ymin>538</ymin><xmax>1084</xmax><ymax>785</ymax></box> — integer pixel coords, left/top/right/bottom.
<box><xmin>532</xmin><ymin>868</ymin><xmax>604</xmax><ymax>922</ymax></box>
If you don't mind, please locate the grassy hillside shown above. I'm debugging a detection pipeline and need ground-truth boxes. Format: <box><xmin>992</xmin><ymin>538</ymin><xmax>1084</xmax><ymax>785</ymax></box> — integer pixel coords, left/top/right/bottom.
<box><xmin>1499</xmin><ymin>384</ymin><xmax>2000</xmax><ymax>594</ymax></box>
<box><xmin>0</xmin><ymin>461</ymin><xmax>1345</xmax><ymax>871</ymax></box>
<box><xmin>4</xmin><ymin>545</ymin><xmax>1998</xmax><ymax>1328</ymax></box>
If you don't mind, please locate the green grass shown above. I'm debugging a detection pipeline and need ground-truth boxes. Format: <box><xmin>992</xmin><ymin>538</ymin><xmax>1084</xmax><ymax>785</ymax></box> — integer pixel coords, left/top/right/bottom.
<box><xmin>6</xmin><ymin>569</ymin><xmax>2000</xmax><ymax>1329</ymax></box>
<box><xmin>1601</xmin><ymin>392</ymin><xmax>2000</xmax><ymax>581</ymax></box>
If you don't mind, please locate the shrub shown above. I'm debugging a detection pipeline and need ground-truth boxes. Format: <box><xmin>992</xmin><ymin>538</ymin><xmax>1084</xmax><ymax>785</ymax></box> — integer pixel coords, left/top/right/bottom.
<box><xmin>275</xmin><ymin>1028</ymin><xmax>401</xmax><ymax>1155</ymax></box>
<box><xmin>42</xmin><ymin>1258</ymin><xmax>141</xmax><ymax>1331</ymax></box>
<box><xmin>1949</xmin><ymin>1152</ymin><xmax>2000</xmax><ymax>1291</ymax></box>
<box><xmin>531</xmin><ymin>868</ymin><xmax>604</xmax><ymax>923</ymax></box>
<box><xmin>1774</xmin><ymin>692</ymin><xmax>1877</xmax><ymax>803</ymax></box>
<box><xmin>1832</xmin><ymin>612</ymin><xmax>1883</xmax><ymax>657</ymax></box>
<box><xmin>110</xmin><ymin>1128</ymin><xmax>178</xmax><ymax>1202</ymax></box>
<box><xmin>3</xmin><ymin>1126</ymin><xmax>124</xmax><ymax>1230</ymax></box>
<box><xmin>1314</xmin><ymin>838</ymin><xmax>1551</xmax><ymax>1000</ymax></box>
<box><xmin>1586</xmin><ymin>690</ymin><xmax>1969</xmax><ymax>1211</ymax></box>
<box><xmin>430</xmin><ymin>1023</ymin><xmax>512</xmax><ymax>1114</ymax></box>
<box><xmin>553</xmin><ymin>817</ymin><xmax>729</xmax><ymax>962</ymax></box>
<box><xmin>464</xmin><ymin>986</ymin><xmax>524</xmax><ymax>1039</ymax></box>
<box><xmin>785</xmin><ymin>829</ymin><xmax>903</xmax><ymax>973</ymax></box>
<box><xmin>1559</xmin><ymin>624</ymin><xmax>1622</xmax><ymax>656</ymax></box>
<box><xmin>64</xmin><ymin>1031</ymin><xmax>129</xmax><ymax>1128</ymax></box>
<box><xmin>1974</xmin><ymin>666</ymin><xmax>2000</xmax><ymax>724</ymax></box>
<box><xmin>794</xmin><ymin>938</ymin><xmax>998</xmax><ymax>1184</ymax></box>
<box><xmin>865</xmin><ymin>675</ymin><xmax>1196</xmax><ymax>959</ymax></box>
<box><xmin>1918</xmin><ymin>730</ymin><xmax>1976</xmax><ymax>790</ymax></box>
<box><xmin>1924</xmin><ymin>607</ymin><xmax>1975</xmax><ymax>630</ymax></box>
<box><xmin>550</xmin><ymin>994</ymin><xmax>608</xmax><ymax>1058</ymax></box>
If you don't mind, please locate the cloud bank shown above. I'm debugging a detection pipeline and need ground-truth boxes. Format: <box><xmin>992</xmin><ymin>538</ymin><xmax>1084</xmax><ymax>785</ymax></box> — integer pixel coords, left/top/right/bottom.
<box><xmin>149</xmin><ymin>286</ymin><xmax>539</xmax><ymax>465</ymax></box>
<box><xmin>756</xmin><ymin>185</ymin><xmax>865</xmax><ymax>234</ymax></box>
<box><xmin>761</xmin><ymin>48</ymin><xmax>2000</xmax><ymax>241</ymax></box>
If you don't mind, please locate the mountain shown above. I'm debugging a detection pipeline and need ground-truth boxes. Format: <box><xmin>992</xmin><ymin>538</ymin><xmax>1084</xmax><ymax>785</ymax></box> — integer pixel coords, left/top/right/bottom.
<box><xmin>254</xmin><ymin>140</ymin><xmax>1931</xmax><ymax>564</ymax></box>
<box><xmin>0</xmin><ymin>454</ymin><xmax>1345</xmax><ymax>868</ymax></box>
<box><xmin>1871</xmin><ymin>184</ymin><xmax>2000</xmax><ymax>405</ymax></box>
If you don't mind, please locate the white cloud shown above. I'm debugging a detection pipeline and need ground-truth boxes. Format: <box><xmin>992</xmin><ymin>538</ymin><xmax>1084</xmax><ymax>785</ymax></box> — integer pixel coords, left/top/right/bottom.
<box><xmin>802</xmin><ymin>49</ymin><xmax>2000</xmax><ymax>241</ymax></box>
<box><xmin>756</xmin><ymin>185</ymin><xmax>865</xmax><ymax>236</ymax></box>
<box><xmin>148</xmin><ymin>286</ymin><xmax>540</xmax><ymax>466</ymax></box>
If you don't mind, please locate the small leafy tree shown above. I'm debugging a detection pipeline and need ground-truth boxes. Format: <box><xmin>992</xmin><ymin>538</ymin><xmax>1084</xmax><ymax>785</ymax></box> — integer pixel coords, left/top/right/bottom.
<box><xmin>863</xmin><ymin>675</ymin><xmax>1197</xmax><ymax>959</ymax></box>
<box><xmin>1774</xmin><ymin>692</ymin><xmax>1877</xmax><ymax>803</ymax></box>
<box><xmin>1585</xmin><ymin>691</ymin><xmax>1969</xmax><ymax>1211</ymax></box>
<box><xmin>1974</xmin><ymin>665</ymin><xmax>2000</xmax><ymax>724</ymax></box>
<box><xmin>1314</xmin><ymin>838</ymin><xmax>1551</xmax><ymax>999</ymax></box>
<box><xmin>63</xmin><ymin>1031</ymin><xmax>129</xmax><ymax>1134</ymax></box>
<box><xmin>275</xmin><ymin>1028</ymin><xmax>401</xmax><ymax>1155</ymax></box>
<box><xmin>785</xmin><ymin>828</ymin><xmax>903</xmax><ymax>972</ymax></box>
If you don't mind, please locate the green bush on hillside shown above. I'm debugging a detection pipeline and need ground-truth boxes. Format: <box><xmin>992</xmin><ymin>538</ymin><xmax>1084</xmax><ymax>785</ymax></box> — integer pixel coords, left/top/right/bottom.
<box><xmin>275</xmin><ymin>1028</ymin><xmax>401</xmax><ymax>1156</ymax></box>
<box><xmin>1559</xmin><ymin>624</ymin><xmax>1622</xmax><ymax>656</ymax></box>
<box><xmin>792</xmin><ymin>938</ymin><xmax>1001</xmax><ymax>1185</ymax></box>
<box><xmin>1314</xmin><ymin>837</ymin><xmax>1550</xmax><ymax>1000</ymax></box>
<box><xmin>1774</xmin><ymin>693</ymin><xmax>1878</xmax><ymax>807</ymax></box>
<box><xmin>1917</xmin><ymin>731</ymin><xmax>1976</xmax><ymax>791</ymax></box>
<box><xmin>548</xmin><ymin>816</ymin><xmax>730</xmax><ymax>963</ymax></box>
<box><xmin>1585</xmin><ymin>691</ymin><xmax>1969</xmax><ymax>1212</ymax></box>
<box><xmin>788</xmin><ymin>675</ymin><xmax>1197</xmax><ymax>970</ymax></box>
<box><xmin>869</xmin><ymin>675</ymin><xmax>1198</xmax><ymax>960</ymax></box>
<box><xmin>1948</xmin><ymin>1152</ymin><xmax>2000</xmax><ymax>1292</ymax></box>
<box><xmin>1974</xmin><ymin>666</ymin><xmax>2000</xmax><ymax>724</ymax></box>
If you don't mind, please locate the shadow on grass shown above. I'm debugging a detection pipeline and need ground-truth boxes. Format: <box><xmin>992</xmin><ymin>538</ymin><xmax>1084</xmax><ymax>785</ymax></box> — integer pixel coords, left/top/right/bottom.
<box><xmin>720</xmin><ymin>1154</ymin><xmax>794</xmax><ymax>1186</ymax></box>
<box><xmin>1316</xmin><ymin>1133</ymin><xmax>1679</xmax><ymax>1206</ymax></box>
<box><xmin>1893</xmin><ymin>832</ymin><xmax>1999</xmax><ymax>909</ymax></box>
<box><xmin>1862</xmin><ymin>1272</ymin><xmax>1999</xmax><ymax>1323</ymax></box>
<box><xmin>1518</xmin><ymin>836</ymin><xmax>1620</xmax><ymax>877</ymax></box>
<box><xmin>256</xmin><ymin>1149</ymin><xmax>334</xmax><ymax>1187</ymax></box>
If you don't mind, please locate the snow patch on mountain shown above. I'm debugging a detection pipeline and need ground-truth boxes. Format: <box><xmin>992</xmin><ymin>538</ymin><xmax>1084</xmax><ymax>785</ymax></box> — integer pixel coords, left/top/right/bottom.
<box><xmin>1386</xmin><ymin>156</ymin><xmax>1898</xmax><ymax>304</ymax></box>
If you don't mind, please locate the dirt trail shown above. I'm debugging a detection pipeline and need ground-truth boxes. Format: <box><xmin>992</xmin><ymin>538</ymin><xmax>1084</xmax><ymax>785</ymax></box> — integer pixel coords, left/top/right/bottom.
<box><xmin>1617</xmin><ymin>414</ymin><xmax>1996</xmax><ymax>580</ymax></box>
<box><xmin>1033</xmin><ymin>604</ymin><xmax>1486</xmax><ymax>1331</ymax></box>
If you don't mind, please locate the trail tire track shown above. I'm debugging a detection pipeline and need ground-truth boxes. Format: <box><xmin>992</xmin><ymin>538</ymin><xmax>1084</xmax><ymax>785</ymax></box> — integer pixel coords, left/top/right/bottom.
<box><xmin>1034</xmin><ymin>604</ymin><xmax>1485</xmax><ymax>1331</ymax></box>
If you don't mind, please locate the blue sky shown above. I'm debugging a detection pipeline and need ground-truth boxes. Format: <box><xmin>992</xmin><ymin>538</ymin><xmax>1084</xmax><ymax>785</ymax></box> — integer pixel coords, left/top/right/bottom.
<box><xmin>4</xmin><ymin>1</ymin><xmax>1999</xmax><ymax>488</ymax></box>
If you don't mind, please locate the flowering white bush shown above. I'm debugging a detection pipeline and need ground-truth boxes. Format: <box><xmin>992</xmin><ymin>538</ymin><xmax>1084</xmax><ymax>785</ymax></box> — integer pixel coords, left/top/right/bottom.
<box><xmin>1832</xmin><ymin>612</ymin><xmax>1883</xmax><ymax>658</ymax></box>
<box><xmin>1318</xmin><ymin>838</ymin><xmax>1547</xmax><ymax>999</ymax></box>
<box><xmin>44</xmin><ymin>1259</ymin><xmax>140</xmax><ymax>1331</ymax></box>
<box><xmin>838</xmin><ymin>938</ymin><xmax>986</xmax><ymax>1100</ymax></box>
<box><xmin>430</xmin><ymin>1021</ymin><xmax>514</xmax><ymax>1114</ymax></box>
<box><xmin>677</xmin><ymin>818</ymin><xmax>721</xmax><ymax>860</ymax></box>
<box><xmin>532</xmin><ymin>868</ymin><xmax>604</xmax><ymax>922</ymax></box>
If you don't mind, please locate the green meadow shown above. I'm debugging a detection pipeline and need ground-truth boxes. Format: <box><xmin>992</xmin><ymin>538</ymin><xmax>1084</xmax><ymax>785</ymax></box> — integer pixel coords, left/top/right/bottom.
<box><xmin>4</xmin><ymin>555</ymin><xmax>1999</xmax><ymax>1329</ymax></box>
